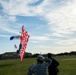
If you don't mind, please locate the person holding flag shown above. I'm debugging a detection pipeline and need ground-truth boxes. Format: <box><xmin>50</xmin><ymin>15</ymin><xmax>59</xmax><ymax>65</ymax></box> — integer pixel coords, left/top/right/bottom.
<box><xmin>10</xmin><ymin>25</ymin><xmax>30</xmax><ymax>62</ymax></box>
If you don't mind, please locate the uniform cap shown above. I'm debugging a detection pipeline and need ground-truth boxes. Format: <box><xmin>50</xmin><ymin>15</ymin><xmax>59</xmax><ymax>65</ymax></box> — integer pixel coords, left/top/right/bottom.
<box><xmin>37</xmin><ymin>55</ymin><xmax>45</xmax><ymax>61</ymax></box>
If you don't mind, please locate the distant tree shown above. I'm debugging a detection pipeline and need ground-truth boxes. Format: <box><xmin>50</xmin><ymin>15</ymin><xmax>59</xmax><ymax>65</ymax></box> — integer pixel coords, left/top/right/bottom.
<box><xmin>69</xmin><ymin>51</ymin><xmax>76</xmax><ymax>56</ymax></box>
<box><xmin>24</xmin><ymin>53</ymin><xmax>32</xmax><ymax>58</ymax></box>
<box><xmin>32</xmin><ymin>53</ymin><xmax>39</xmax><ymax>57</ymax></box>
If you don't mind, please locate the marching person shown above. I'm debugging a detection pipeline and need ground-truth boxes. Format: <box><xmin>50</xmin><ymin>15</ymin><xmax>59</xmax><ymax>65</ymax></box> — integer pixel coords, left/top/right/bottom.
<box><xmin>27</xmin><ymin>55</ymin><xmax>52</xmax><ymax>75</ymax></box>
<box><xmin>47</xmin><ymin>53</ymin><xmax>59</xmax><ymax>75</ymax></box>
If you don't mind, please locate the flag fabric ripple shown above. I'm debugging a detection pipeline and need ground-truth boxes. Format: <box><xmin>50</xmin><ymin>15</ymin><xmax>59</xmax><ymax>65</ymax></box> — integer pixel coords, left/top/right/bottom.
<box><xmin>20</xmin><ymin>26</ymin><xmax>30</xmax><ymax>62</ymax></box>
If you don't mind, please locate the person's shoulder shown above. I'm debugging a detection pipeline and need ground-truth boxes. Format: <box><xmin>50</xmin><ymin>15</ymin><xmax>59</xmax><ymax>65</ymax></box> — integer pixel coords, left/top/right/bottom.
<box><xmin>51</xmin><ymin>58</ymin><xmax>57</xmax><ymax>62</ymax></box>
<box><xmin>32</xmin><ymin>64</ymin><xmax>37</xmax><ymax>67</ymax></box>
<box><xmin>50</xmin><ymin>57</ymin><xmax>54</xmax><ymax>60</ymax></box>
<box><xmin>29</xmin><ymin>64</ymin><xmax>36</xmax><ymax>70</ymax></box>
<box><xmin>52</xmin><ymin>58</ymin><xmax>59</xmax><ymax>64</ymax></box>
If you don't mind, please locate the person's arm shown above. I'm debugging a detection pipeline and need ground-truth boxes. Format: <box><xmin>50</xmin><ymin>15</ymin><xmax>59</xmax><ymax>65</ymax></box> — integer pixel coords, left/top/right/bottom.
<box><xmin>44</xmin><ymin>57</ymin><xmax>52</xmax><ymax>67</ymax></box>
<box><xmin>27</xmin><ymin>64</ymin><xmax>35</xmax><ymax>75</ymax></box>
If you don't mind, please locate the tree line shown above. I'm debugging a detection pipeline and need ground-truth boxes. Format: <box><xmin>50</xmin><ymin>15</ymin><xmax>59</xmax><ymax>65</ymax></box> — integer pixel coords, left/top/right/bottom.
<box><xmin>0</xmin><ymin>51</ymin><xmax>76</xmax><ymax>60</ymax></box>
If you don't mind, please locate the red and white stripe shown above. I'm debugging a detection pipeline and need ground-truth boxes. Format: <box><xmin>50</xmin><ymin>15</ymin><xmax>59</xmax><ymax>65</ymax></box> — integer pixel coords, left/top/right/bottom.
<box><xmin>20</xmin><ymin>26</ymin><xmax>30</xmax><ymax>61</ymax></box>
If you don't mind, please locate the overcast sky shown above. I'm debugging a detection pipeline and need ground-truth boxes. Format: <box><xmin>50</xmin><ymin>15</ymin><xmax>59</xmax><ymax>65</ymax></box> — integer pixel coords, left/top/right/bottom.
<box><xmin>0</xmin><ymin>0</ymin><xmax>76</xmax><ymax>54</ymax></box>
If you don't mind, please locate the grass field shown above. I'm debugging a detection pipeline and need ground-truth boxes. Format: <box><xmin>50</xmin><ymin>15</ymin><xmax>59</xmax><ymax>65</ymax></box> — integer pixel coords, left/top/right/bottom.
<box><xmin>0</xmin><ymin>56</ymin><xmax>76</xmax><ymax>75</ymax></box>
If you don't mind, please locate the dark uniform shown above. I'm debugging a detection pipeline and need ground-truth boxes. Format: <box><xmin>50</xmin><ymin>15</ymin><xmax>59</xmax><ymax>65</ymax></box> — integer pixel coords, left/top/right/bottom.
<box><xmin>47</xmin><ymin>53</ymin><xmax>59</xmax><ymax>75</ymax></box>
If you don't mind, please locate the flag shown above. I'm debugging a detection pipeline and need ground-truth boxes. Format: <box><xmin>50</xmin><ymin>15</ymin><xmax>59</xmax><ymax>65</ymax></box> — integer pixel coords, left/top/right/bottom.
<box><xmin>14</xmin><ymin>45</ymin><xmax>17</xmax><ymax>49</ymax></box>
<box><xmin>10</xmin><ymin>36</ymin><xmax>20</xmax><ymax>40</ymax></box>
<box><xmin>20</xmin><ymin>26</ymin><xmax>30</xmax><ymax>62</ymax></box>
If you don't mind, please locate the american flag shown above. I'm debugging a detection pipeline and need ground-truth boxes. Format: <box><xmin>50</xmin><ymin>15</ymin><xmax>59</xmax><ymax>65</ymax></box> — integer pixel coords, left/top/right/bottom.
<box><xmin>20</xmin><ymin>26</ymin><xmax>30</xmax><ymax>62</ymax></box>
<box><xmin>14</xmin><ymin>45</ymin><xmax>17</xmax><ymax>49</ymax></box>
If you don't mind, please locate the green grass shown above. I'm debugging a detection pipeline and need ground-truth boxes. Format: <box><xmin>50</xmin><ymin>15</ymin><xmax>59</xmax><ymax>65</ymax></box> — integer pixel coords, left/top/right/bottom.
<box><xmin>55</xmin><ymin>56</ymin><xmax>76</xmax><ymax>75</ymax></box>
<box><xmin>0</xmin><ymin>56</ymin><xmax>76</xmax><ymax>75</ymax></box>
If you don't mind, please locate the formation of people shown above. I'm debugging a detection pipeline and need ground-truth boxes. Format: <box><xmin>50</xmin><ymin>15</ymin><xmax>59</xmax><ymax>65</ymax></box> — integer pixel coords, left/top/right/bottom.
<box><xmin>27</xmin><ymin>53</ymin><xmax>59</xmax><ymax>75</ymax></box>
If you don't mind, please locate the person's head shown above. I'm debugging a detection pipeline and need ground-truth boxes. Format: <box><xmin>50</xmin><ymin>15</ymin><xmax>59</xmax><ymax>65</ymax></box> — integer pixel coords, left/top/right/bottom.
<box><xmin>47</xmin><ymin>53</ymin><xmax>52</xmax><ymax>58</ymax></box>
<box><xmin>37</xmin><ymin>55</ymin><xmax>45</xmax><ymax>63</ymax></box>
